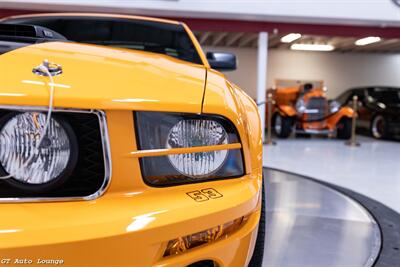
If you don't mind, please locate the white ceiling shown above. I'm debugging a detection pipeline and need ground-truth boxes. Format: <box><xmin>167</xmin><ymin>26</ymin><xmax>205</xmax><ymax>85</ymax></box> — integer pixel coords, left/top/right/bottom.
<box><xmin>2</xmin><ymin>0</ymin><xmax>400</xmax><ymax>27</ymax></box>
<box><xmin>195</xmin><ymin>31</ymin><xmax>400</xmax><ymax>53</ymax></box>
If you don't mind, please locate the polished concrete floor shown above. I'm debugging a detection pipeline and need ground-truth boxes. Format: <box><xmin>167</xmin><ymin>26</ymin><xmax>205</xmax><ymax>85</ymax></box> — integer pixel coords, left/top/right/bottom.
<box><xmin>263</xmin><ymin>135</ymin><xmax>400</xmax><ymax>213</ymax></box>
<box><xmin>263</xmin><ymin>168</ymin><xmax>381</xmax><ymax>267</ymax></box>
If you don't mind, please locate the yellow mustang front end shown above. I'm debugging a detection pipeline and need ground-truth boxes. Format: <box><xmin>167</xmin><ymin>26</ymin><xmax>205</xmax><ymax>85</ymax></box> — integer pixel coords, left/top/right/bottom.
<box><xmin>0</xmin><ymin>14</ymin><xmax>263</xmax><ymax>267</ymax></box>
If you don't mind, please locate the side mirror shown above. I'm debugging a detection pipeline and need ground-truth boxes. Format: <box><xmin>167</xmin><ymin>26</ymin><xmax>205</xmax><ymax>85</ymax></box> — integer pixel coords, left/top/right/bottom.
<box><xmin>206</xmin><ymin>52</ymin><xmax>237</xmax><ymax>71</ymax></box>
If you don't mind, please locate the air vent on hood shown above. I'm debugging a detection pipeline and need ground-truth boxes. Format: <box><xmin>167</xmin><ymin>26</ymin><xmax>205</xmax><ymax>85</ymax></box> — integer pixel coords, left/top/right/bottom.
<box><xmin>0</xmin><ymin>23</ymin><xmax>66</xmax><ymax>40</ymax></box>
<box><xmin>0</xmin><ymin>24</ymin><xmax>36</xmax><ymax>37</ymax></box>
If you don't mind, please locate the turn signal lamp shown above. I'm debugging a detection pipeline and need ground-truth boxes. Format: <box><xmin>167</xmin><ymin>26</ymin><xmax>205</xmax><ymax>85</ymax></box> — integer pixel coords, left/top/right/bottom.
<box><xmin>163</xmin><ymin>216</ymin><xmax>248</xmax><ymax>257</ymax></box>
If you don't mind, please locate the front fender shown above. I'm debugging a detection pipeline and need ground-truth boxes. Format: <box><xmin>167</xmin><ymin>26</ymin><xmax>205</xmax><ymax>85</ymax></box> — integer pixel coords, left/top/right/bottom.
<box><xmin>327</xmin><ymin>106</ymin><xmax>354</xmax><ymax>128</ymax></box>
<box><xmin>201</xmin><ymin>69</ymin><xmax>262</xmax><ymax>175</ymax></box>
<box><xmin>277</xmin><ymin>105</ymin><xmax>297</xmax><ymax>117</ymax></box>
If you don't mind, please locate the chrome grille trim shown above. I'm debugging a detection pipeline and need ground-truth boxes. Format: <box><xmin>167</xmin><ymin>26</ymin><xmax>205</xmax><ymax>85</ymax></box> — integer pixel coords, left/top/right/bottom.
<box><xmin>305</xmin><ymin>97</ymin><xmax>328</xmax><ymax>121</ymax></box>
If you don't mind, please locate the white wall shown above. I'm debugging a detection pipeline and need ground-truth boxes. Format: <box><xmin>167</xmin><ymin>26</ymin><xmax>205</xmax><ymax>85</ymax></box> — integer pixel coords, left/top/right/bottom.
<box><xmin>2</xmin><ymin>0</ymin><xmax>400</xmax><ymax>27</ymax></box>
<box><xmin>205</xmin><ymin>46</ymin><xmax>400</xmax><ymax>99</ymax></box>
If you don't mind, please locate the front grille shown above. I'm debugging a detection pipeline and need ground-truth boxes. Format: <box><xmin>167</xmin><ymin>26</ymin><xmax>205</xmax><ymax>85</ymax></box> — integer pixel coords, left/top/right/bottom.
<box><xmin>305</xmin><ymin>97</ymin><xmax>329</xmax><ymax>121</ymax></box>
<box><xmin>0</xmin><ymin>108</ymin><xmax>108</xmax><ymax>200</ymax></box>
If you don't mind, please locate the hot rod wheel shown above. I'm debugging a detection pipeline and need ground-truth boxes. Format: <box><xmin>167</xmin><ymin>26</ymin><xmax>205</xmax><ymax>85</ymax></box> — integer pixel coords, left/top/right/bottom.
<box><xmin>337</xmin><ymin>117</ymin><xmax>352</xmax><ymax>140</ymax></box>
<box><xmin>273</xmin><ymin>113</ymin><xmax>293</xmax><ymax>138</ymax></box>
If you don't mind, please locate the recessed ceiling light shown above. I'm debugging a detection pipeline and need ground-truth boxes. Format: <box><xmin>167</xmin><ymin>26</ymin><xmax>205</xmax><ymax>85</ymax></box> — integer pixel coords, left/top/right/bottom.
<box><xmin>355</xmin><ymin>37</ymin><xmax>381</xmax><ymax>46</ymax></box>
<box><xmin>281</xmin><ymin>33</ymin><xmax>302</xmax><ymax>43</ymax></box>
<box><xmin>290</xmin><ymin>44</ymin><xmax>335</xmax><ymax>51</ymax></box>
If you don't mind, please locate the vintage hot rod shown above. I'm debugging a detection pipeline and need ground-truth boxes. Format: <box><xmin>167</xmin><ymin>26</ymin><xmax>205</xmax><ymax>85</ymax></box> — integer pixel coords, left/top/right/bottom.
<box><xmin>268</xmin><ymin>83</ymin><xmax>354</xmax><ymax>139</ymax></box>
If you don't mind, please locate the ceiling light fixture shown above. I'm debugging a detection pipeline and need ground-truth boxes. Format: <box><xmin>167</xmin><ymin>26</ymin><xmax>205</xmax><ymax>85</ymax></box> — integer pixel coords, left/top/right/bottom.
<box><xmin>290</xmin><ymin>44</ymin><xmax>335</xmax><ymax>51</ymax></box>
<box><xmin>355</xmin><ymin>36</ymin><xmax>381</xmax><ymax>46</ymax></box>
<box><xmin>281</xmin><ymin>33</ymin><xmax>302</xmax><ymax>43</ymax></box>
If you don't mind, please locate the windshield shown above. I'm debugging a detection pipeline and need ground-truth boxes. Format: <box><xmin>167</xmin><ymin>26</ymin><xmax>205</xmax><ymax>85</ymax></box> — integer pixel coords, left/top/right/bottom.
<box><xmin>3</xmin><ymin>16</ymin><xmax>203</xmax><ymax>64</ymax></box>
<box><xmin>367</xmin><ymin>87</ymin><xmax>400</xmax><ymax>104</ymax></box>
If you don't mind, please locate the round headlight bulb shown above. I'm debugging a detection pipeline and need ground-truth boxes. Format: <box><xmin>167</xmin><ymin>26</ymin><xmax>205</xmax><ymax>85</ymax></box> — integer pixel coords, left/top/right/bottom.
<box><xmin>0</xmin><ymin>112</ymin><xmax>77</xmax><ymax>192</ymax></box>
<box><xmin>296</xmin><ymin>99</ymin><xmax>306</xmax><ymax>114</ymax></box>
<box><xmin>330</xmin><ymin>100</ymin><xmax>341</xmax><ymax>113</ymax></box>
<box><xmin>166</xmin><ymin>119</ymin><xmax>228</xmax><ymax>179</ymax></box>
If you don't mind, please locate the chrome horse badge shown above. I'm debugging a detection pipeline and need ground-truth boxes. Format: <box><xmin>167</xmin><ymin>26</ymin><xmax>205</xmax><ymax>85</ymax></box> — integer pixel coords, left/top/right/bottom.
<box><xmin>32</xmin><ymin>59</ymin><xmax>63</xmax><ymax>77</ymax></box>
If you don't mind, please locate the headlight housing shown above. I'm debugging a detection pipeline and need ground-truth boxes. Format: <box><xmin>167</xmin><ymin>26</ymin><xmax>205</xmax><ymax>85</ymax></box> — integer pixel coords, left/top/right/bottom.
<box><xmin>135</xmin><ymin>112</ymin><xmax>244</xmax><ymax>186</ymax></box>
<box><xmin>0</xmin><ymin>112</ymin><xmax>78</xmax><ymax>193</ymax></box>
<box><xmin>295</xmin><ymin>98</ymin><xmax>306</xmax><ymax>114</ymax></box>
<box><xmin>329</xmin><ymin>100</ymin><xmax>341</xmax><ymax>113</ymax></box>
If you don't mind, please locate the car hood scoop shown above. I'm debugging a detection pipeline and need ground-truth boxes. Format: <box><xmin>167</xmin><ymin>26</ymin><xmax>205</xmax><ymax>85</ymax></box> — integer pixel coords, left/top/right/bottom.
<box><xmin>0</xmin><ymin>41</ymin><xmax>206</xmax><ymax>113</ymax></box>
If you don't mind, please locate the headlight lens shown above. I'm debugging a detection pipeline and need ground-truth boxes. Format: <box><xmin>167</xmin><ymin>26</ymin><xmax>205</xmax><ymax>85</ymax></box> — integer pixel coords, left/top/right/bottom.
<box><xmin>0</xmin><ymin>112</ymin><xmax>77</xmax><ymax>191</ymax></box>
<box><xmin>296</xmin><ymin>99</ymin><xmax>306</xmax><ymax>114</ymax></box>
<box><xmin>330</xmin><ymin>100</ymin><xmax>341</xmax><ymax>113</ymax></box>
<box><xmin>135</xmin><ymin>112</ymin><xmax>244</xmax><ymax>186</ymax></box>
<box><xmin>167</xmin><ymin>119</ymin><xmax>228</xmax><ymax>178</ymax></box>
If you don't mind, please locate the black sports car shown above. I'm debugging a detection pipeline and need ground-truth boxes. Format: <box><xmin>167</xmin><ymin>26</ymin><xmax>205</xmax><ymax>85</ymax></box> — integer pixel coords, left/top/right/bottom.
<box><xmin>336</xmin><ymin>87</ymin><xmax>400</xmax><ymax>139</ymax></box>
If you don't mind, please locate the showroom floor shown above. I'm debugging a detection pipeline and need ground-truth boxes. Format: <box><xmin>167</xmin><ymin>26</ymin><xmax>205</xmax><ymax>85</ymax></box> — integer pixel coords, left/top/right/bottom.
<box><xmin>263</xmin><ymin>135</ymin><xmax>400</xmax><ymax>213</ymax></box>
<box><xmin>262</xmin><ymin>168</ymin><xmax>380</xmax><ymax>267</ymax></box>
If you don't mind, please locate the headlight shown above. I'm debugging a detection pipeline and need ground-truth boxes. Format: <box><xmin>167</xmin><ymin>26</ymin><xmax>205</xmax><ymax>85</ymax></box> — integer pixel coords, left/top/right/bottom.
<box><xmin>167</xmin><ymin>119</ymin><xmax>228</xmax><ymax>178</ymax></box>
<box><xmin>0</xmin><ymin>112</ymin><xmax>78</xmax><ymax>192</ymax></box>
<box><xmin>296</xmin><ymin>99</ymin><xmax>306</xmax><ymax>114</ymax></box>
<box><xmin>135</xmin><ymin>112</ymin><xmax>244</xmax><ymax>186</ymax></box>
<box><xmin>330</xmin><ymin>100</ymin><xmax>341</xmax><ymax>113</ymax></box>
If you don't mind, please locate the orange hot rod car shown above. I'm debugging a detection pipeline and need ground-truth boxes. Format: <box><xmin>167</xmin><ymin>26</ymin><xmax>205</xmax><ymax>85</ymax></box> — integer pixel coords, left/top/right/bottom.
<box><xmin>0</xmin><ymin>13</ymin><xmax>264</xmax><ymax>267</ymax></box>
<box><xmin>267</xmin><ymin>83</ymin><xmax>354</xmax><ymax>139</ymax></box>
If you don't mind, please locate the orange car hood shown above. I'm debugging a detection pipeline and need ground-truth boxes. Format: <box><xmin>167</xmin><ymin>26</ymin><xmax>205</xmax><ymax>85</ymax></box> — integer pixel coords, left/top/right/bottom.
<box><xmin>0</xmin><ymin>42</ymin><xmax>206</xmax><ymax>113</ymax></box>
